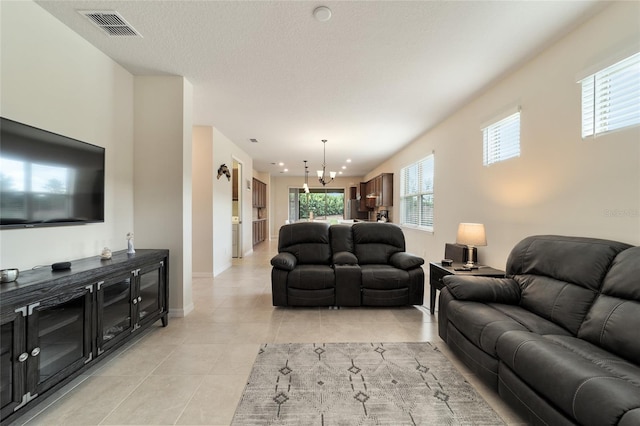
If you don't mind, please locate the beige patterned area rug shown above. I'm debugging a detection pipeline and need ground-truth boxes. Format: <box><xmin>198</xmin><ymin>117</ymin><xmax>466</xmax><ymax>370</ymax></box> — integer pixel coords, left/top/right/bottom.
<box><xmin>231</xmin><ymin>342</ymin><xmax>506</xmax><ymax>425</ymax></box>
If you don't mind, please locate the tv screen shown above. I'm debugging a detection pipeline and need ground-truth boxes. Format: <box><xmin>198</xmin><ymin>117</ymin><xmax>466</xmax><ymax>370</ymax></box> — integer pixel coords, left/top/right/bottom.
<box><xmin>0</xmin><ymin>117</ymin><xmax>105</xmax><ymax>229</ymax></box>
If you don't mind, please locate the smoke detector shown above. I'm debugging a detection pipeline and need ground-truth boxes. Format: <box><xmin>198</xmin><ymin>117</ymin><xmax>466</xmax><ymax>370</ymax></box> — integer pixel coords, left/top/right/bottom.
<box><xmin>313</xmin><ymin>6</ymin><xmax>332</xmax><ymax>22</ymax></box>
<box><xmin>79</xmin><ymin>11</ymin><xmax>141</xmax><ymax>37</ymax></box>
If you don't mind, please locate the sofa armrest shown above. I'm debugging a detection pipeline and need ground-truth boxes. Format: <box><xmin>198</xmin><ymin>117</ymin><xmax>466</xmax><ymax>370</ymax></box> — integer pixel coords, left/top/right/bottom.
<box><xmin>390</xmin><ymin>252</ymin><xmax>425</xmax><ymax>270</ymax></box>
<box><xmin>443</xmin><ymin>276</ymin><xmax>521</xmax><ymax>304</ymax></box>
<box><xmin>271</xmin><ymin>252</ymin><xmax>297</xmax><ymax>271</ymax></box>
<box><xmin>334</xmin><ymin>251</ymin><xmax>358</xmax><ymax>265</ymax></box>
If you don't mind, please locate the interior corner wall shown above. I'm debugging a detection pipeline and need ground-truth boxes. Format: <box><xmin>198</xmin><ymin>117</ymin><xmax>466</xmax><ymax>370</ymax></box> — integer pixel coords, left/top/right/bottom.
<box><xmin>192</xmin><ymin>126</ymin><xmax>214</xmax><ymax>276</ymax></box>
<box><xmin>0</xmin><ymin>0</ymin><xmax>134</xmax><ymax>270</ymax></box>
<box><xmin>373</xmin><ymin>1</ymin><xmax>640</xmax><ymax>268</ymax></box>
<box><xmin>212</xmin><ymin>128</ymin><xmax>254</xmax><ymax>268</ymax></box>
<box><xmin>191</xmin><ymin>126</ymin><xmax>253</xmax><ymax>276</ymax></box>
<box><xmin>134</xmin><ymin>76</ymin><xmax>193</xmax><ymax>317</ymax></box>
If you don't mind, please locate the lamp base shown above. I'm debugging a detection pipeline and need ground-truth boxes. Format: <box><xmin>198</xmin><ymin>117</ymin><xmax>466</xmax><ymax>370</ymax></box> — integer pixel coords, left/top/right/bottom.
<box><xmin>463</xmin><ymin>262</ymin><xmax>479</xmax><ymax>270</ymax></box>
<box><xmin>464</xmin><ymin>246</ymin><xmax>478</xmax><ymax>269</ymax></box>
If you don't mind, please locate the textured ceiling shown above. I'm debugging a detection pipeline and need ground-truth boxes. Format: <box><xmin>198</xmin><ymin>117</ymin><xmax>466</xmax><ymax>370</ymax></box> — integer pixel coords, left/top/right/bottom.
<box><xmin>35</xmin><ymin>0</ymin><xmax>605</xmax><ymax>177</ymax></box>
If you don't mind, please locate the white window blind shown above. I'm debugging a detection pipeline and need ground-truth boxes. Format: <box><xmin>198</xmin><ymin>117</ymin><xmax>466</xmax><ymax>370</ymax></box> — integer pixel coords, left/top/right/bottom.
<box><xmin>482</xmin><ymin>112</ymin><xmax>520</xmax><ymax>166</ymax></box>
<box><xmin>581</xmin><ymin>52</ymin><xmax>640</xmax><ymax>138</ymax></box>
<box><xmin>400</xmin><ymin>154</ymin><xmax>434</xmax><ymax>230</ymax></box>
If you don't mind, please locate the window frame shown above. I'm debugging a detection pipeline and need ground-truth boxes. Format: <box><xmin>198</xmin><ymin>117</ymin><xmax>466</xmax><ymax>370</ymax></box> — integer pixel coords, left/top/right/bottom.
<box><xmin>482</xmin><ymin>110</ymin><xmax>521</xmax><ymax>167</ymax></box>
<box><xmin>580</xmin><ymin>51</ymin><xmax>640</xmax><ymax>139</ymax></box>
<box><xmin>399</xmin><ymin>153</ymin><xmax>434</xmax><ymax>232</ymax></box>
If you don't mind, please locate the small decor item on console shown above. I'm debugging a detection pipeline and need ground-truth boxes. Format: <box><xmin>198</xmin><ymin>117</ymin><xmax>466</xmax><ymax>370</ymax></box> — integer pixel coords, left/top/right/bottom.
<box><xmin>101</xmin><ymin>247</ymin><xmax>112</xmax><ymax>260</ymax></box>
<box><xmin>0</xmin><ymin>268</ymin><xmax>19</xmax><ymax>283</ymax></box>
<box><xmin>127</xmin><ymin>232</ymin><xmax>135</xmax><ymax>254</ymax></box>
<box><xmin>51</xmin><ymin>262</ymin><xmax>71</xmax><ymax>271</ymax></box>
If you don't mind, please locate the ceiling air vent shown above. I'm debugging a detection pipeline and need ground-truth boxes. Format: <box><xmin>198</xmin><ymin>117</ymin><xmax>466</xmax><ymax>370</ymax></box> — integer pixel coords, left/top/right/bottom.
<box><xmin>250</xmin><ymin>138</ymin><xmax>259</xmax><ymax>143</ymax></box>
<box><xmin>79</xmin><ymin>11</ymin><xmax>141</xmax><ymax>37</ymax></box>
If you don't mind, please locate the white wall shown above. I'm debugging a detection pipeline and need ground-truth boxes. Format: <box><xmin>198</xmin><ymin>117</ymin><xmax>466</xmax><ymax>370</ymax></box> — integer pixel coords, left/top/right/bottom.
<box><xmin>191</xmin><ymin>126</ymin><xmax>254</xmax><ymax>276</ymax></box>
<box><xmin>134</xmin><ymin>76</ymin><xmax>194</xmax><ymax>317</ymax></box>
<box><xmin>367</xmin><ymin>1</ymin><xmax>640</xmax><ymax>269</ymax></box>
<box><xmin>192</xmin><ymin>126</ymin><xmax>214</xmax><ymax>275</ymax></box>
<box><xmin>0</xmin><ymin>1</ymin><xmax>134</xmax><ymax>269</ymax></box>
<box><xmin>214</xmin><ymin>128</ymin><xmax>254</xmax><ymax>267</ymax></box>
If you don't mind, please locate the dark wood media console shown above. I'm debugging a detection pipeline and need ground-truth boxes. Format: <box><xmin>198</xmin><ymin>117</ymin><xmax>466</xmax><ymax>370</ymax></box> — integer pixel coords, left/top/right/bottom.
<box><xmin>0</xmin><ymin>249</ymin><xmax>169</xmax><ymax>423</ymax></box>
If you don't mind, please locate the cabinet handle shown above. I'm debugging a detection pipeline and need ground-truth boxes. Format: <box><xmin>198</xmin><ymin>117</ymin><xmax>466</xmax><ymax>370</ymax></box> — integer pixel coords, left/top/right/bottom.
<box><xmin>18</xmin><ymin>352</ymin><xmax>28</xmax><ymax>363</ymax></box>
<box><xmin>30</xmin><ymin>347</ymin><xmax>40</xmax><ymax>357</ymax></box>
<box><xmin>137</xmin><ymin>296</ymin><xmax>142</xmax><ymax>303</ymax></box>
<box><xmin>132</xmin><ymin>298</ymin><xmax>137</xmax><ymax>304</ymax></box>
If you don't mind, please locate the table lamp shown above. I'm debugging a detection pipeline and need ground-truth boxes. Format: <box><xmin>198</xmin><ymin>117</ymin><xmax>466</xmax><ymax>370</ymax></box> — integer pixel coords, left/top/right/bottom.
<box><xmin>456</xmin><ymin>223</ymin><xmax>487</xmax><ymax>269</ymax></box>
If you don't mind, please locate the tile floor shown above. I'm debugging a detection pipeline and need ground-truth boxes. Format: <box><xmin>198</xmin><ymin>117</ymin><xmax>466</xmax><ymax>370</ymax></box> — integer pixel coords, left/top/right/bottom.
<box><xmin>11</xmin><ymin>240</ymin><xmax>526</xmax><ymax>426</ymax></box>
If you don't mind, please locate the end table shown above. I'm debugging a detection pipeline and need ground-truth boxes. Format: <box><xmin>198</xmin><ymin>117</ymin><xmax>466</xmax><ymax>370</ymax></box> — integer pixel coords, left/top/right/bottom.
<box><xmin>429</xmin><ymin>262</ymin><xmax>505</xmax><ymax>314</ymax></box>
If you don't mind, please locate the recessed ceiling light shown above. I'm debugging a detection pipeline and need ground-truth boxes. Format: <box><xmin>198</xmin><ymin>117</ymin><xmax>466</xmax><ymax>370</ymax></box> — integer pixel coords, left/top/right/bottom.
<box><xmin>313</xmin><ymin>6</ymin><xmax>332</xmax><ymax>22</ymax></box>
<box><xmin>346</xmin><ymin>159</ymin><xmax>352</xmax><ymax>163</ymax></box>
<box><xmin>342</xmin><ymin>166</ymin><xmax>347</xmax><ymax>169</ymax></box>
<box><xmin>283</xmin><ymin>168</ymin><xmax>289</xmax><ymax>172</ymax></box>
<box><xmin>278</xmin><ymin>162</ymin><xmax>284</xmax><ymax>166</ymax></box>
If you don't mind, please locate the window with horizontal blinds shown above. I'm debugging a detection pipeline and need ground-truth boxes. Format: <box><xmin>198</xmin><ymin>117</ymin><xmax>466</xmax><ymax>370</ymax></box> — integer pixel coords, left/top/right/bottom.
<box><xmin>581</xmin><ymin>52</ymin><xmax>640</xmax><ymax>138</ymax></box>
<box><xmin>400</xmin><ymin>154</ymin><xmax>434</xmax><ymax>230</ymax></box>
<box><xmin>482</xmin><ymin>112</ymin><xmax>520</xmax><ymax>166</ymax></box>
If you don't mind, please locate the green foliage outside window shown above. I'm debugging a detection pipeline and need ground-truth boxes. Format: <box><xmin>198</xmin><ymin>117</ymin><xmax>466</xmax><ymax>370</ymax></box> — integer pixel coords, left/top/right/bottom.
<box><xmin>299</xmin><ymin>191</ymin><xmax>343</xmax><ymax>219</ymax></box>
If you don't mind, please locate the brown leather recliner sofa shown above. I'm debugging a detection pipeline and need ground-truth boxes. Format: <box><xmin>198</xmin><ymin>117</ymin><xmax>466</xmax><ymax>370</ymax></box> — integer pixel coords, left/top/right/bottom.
<box><xmin>438</xmin><ymin>235</ymin><xmax>640</xmax><ymax>426</ymax></box>
<box><xmin>271</xmin><ymin>221</ymin><xmax>424</xmax><ymax>307</ymax></box>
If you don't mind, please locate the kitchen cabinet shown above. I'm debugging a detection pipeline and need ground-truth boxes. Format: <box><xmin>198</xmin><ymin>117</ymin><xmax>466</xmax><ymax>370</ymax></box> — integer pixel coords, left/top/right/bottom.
<box><xmin>252</xmin><ymin>178</ymin><xmax>266</xmax><ymax>208</ymax></box>
<box><xmin>362</xmin><ymin>173</ymin><xmax>393</xmax><ymax>209</ymax></box>
<box><xmin>253</xmin><ymin>219</ymin><xmax>267</xmax><ymax>245</ymax></box>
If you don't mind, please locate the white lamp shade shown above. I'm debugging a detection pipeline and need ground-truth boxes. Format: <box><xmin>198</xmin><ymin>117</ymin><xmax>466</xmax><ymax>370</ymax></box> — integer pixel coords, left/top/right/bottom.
<box><xmin>317</xmin><ymin>170</ymin><xmax>323</xmax><ymax>178</ymax></box>
<box><xmin>456</xmin><ymin>223</ymin><xmax>487</xmax><ymax>246</ymax></box>
<box><xmin>329</xmin><ymin>171</ymin><xmax>337</xmax><ymax>179</ymax></box>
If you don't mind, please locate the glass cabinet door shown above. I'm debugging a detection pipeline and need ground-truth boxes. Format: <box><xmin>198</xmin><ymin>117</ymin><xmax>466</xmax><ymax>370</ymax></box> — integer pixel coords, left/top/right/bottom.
<box><xmin>97</xmin><ymin>273</ymin><xmax>134</xmax><ymax>354</ymax></box>
<box><xmin>29</xmin><ymin>288</ymin><xmax>92</xmax><ymax>395</ymax></box>
<box><xmin>136</xmin><ymin>262</ymin><xmax>165</xmax><ymax>328</ymax></box>
<box><xmin>0</xmin><ymin>313</ymin><xmax>26</xmax><ymax>419</ymax></box>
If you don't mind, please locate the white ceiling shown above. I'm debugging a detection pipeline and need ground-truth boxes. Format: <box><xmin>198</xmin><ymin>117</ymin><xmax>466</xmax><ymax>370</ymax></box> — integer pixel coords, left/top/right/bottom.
<box><xmin>35</xmin><ymin>0</ymin><xmax>605</xmax><ymax>177</ymax></box>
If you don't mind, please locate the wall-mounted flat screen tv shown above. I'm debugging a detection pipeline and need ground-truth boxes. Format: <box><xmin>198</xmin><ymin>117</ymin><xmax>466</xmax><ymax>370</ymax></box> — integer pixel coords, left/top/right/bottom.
<box><xmin>1</xmin><ymin>117</ymin><xmax>105</xmax><ymax>229</ymax></box>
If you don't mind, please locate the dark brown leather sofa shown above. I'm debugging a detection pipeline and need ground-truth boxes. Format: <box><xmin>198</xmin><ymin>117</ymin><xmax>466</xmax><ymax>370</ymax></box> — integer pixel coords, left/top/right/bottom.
<box><xmin>271</xmin><ymin>221</ymin><xmax>424</xmax><ymax>307</ymax></box>
<box><xmin>438</xmin><ymin>235</ymin><xmax>640</xmax><ymax>426</ymax></box>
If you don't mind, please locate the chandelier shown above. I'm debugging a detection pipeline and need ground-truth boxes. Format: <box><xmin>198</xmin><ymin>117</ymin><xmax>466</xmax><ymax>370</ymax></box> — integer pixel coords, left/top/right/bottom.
<box><xmin>317</xmin><ymin>139</ymin><xmax>336</xmax><ymax>186</ymax></box>
<box><xmin>303</xmin><ymin>160</ymin><xmax>310</xmax><ymax>193</ymax></box>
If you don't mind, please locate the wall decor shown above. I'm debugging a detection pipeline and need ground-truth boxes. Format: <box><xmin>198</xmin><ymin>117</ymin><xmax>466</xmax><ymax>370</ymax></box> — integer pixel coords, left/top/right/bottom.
<box><xmin>217</xmin><ymin>164</ymin><xmax>231</xmax><ymax>181</ymax></box>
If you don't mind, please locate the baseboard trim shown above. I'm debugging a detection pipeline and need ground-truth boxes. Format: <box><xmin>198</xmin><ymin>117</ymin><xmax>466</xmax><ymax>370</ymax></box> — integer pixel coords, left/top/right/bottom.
<box><xmin>169</xmin><ymin>303</ymin><xmax>194</xmax><ymax>318</ymax></box>
<box><xmin>192</xmin><ymin>272</ymin><xmax>213</xmax><ymax>278</ymax></box>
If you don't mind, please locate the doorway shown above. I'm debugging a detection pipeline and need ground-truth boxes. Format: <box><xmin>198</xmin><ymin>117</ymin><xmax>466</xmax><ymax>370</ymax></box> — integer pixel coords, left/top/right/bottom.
<box><xmin>288</xmin><ymin>187</ymin><xmax>344</xmax><ymax>223</ymax></box>
<box><xmin>232</xmin><ymin>159</ymin><xmax>242</xmax><ymax>258</ymax></box>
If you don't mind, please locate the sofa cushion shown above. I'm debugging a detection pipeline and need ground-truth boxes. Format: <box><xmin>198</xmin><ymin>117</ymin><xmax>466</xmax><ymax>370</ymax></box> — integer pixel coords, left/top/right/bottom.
<box><xmin>389</xmin><ymin>252</ymin><xmax>424</xmax><ymax>270</ymax></box>
<box><xmin>505</xmin><ymin>235</ymin><xmax>631</xmax><ymax>336</ymax></box>
<box><xmin>278</xmin><ymin>222</ymin><xmax>332</xmax><ymax>264</ymax></box>
<box><xmin>288</xmin><ymin>288</ymin><xmax>334</xmax><ymax>306</ymax></box>
<box><xmin>497</xmin><ymin>330</ymin><xmax>640</xmax><ymax>426</ymax></box>
<box><xmin>352</xmin><ymin>222</ymin><xmax>404</xmax><ymax>264</ymax></box>
<box><xmin>515</xmin><ymin>274</ymin><xmax>597</xmax><ymax>335</ymax></box>
<box><xmin>444</xmin><ymin>276</ymin><xmax>521</xmax><ymax>304</ymax></box>
<box><xmin>506</xmin><ymin>235</ymin><xmax>632</xmax><ymax>290</ymax></box>
<box><xmin>287</xmin><ymin>265</ymin><xmax>335</xmax><ymax>290</ymax></box>
<box><xmin>270</xmin><ymin>252</ymin><xmax>297</xmax><ymax>271</ymax></box>
<box><xmin>578</xmin><ymin>246</ymin><xmax>640</xmax><ymax>364</ymax></box>
<box><xmin>446</xmin><ymin>301</ymin><xmax>569</xmax><ymax>356</ymax></box>
<box><xmin>333</xmin><ymin>251</ymin><xmax>357</xmax><ymax>265</ymax></box>
<box><xmin>360</xmin><ymin>265</ymin><xmax>408</xmax><ymax>290</ymax></box>
<box><xmin>362</xmin><ymin>288</ymin><xmax>408</xmax><ymax>306</ymax></box>
<box><xmin>330</xmin><ymin>224</ymin><xmax>354</xmax><ymax>254</ymax></box>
